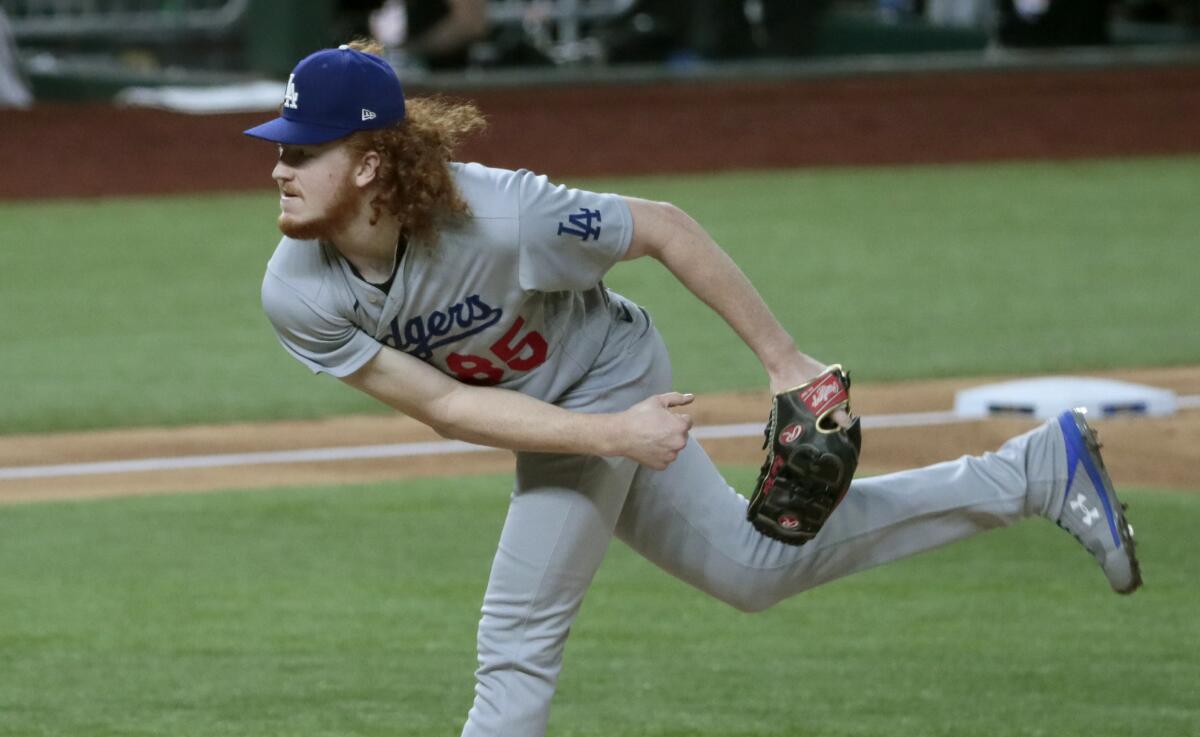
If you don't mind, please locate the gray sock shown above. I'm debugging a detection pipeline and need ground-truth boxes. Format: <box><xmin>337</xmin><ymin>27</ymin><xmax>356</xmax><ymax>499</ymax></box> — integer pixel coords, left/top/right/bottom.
<box><xmin>1019</xmin><ymin>416</ymin><xmax>1068</xmax><ymax>519</ymax></box>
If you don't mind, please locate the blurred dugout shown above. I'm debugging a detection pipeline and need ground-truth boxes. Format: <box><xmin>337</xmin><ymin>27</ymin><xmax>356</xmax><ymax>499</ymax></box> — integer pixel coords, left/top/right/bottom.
<box><xmin>2</xmin><ymin>0</ymin><xmax>248</xmax><ymax>38</ymax></box>
<box><xmin>0</xmin><ymin>0</ymin><xmax>637</xmax><ymax>75</ymax></box>
<box><xmin>4</xmin><ymin>0</ymin><xmax>1198</xmax><ymax>102</ymax></box>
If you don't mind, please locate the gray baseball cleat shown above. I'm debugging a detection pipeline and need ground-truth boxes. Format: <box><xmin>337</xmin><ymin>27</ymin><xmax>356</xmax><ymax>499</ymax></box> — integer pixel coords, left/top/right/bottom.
<box><xmin>1050</xmin><ymin>408</ymin><xmax>1143</xmax><ymax>594</ymax></box>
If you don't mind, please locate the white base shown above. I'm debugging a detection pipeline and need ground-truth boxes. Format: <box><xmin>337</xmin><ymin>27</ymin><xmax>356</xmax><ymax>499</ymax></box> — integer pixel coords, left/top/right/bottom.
<box><xmin>953</xmin><ymin>377</ymin><xmax>1177</xmax><ymax>420</ymax></box>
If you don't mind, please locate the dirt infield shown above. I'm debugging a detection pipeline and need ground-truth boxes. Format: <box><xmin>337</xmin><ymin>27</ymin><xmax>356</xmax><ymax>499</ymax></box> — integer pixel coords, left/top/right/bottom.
<box><xmin>2</xmin><ymin>62</ymin><xmax>1198</xmax><ymax>503</ymax></box>
<box><xmin>2</xmin><ymin>366</ymin><xmax>1197</xmax><ymax>504</ymax></box>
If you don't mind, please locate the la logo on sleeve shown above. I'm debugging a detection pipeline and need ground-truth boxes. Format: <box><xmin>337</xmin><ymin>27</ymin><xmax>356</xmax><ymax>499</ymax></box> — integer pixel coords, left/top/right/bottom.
<box><xmin>557</xmin><ymin>208</ymin><xmax>602</xmax><ymax>241</ymax></box>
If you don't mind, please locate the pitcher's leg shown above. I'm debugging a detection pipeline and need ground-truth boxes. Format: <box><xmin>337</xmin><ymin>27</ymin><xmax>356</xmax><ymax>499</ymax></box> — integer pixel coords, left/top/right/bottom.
<box><xmin>615</xmin><ymin>420</ymin><xmax>1063</xmax><ymax>612</ymax></box>
<box><xmin>462</xmin><ymin>452</ymin><xmax>638</xmax><ymax>737</ymax></box>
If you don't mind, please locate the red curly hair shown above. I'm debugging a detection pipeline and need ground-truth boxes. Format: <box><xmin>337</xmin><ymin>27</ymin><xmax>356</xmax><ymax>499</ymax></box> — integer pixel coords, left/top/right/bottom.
<box><xmin>343</xmin><ymin>40</ymin><xmax>487</xmax><ymax>246</ymax></box>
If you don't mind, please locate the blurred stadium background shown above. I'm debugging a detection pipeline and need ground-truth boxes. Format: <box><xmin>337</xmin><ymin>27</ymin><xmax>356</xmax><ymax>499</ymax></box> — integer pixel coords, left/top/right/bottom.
<box><xmin>2</xmin><ymin>0</ymin><xmax>1199</xmax><ymax>102</ymax></box>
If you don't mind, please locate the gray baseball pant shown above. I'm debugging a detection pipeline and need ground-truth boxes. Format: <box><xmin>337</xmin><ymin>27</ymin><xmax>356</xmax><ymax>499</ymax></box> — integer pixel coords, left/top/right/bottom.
<box><xmin>459</xmin><ymin>317</ymin><xmax>1060</xmax><ymax>737</ymax></box>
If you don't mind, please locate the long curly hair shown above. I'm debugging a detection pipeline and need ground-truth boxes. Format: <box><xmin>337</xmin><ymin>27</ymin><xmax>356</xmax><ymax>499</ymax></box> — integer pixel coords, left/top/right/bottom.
<box><xmin>343</xmin><ymin>40</ymin><xmax>487</xmax><ymax>246</ymax></box>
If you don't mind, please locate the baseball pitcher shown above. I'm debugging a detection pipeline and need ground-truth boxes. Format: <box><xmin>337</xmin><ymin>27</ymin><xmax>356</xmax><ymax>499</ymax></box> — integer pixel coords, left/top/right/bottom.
<box><xmin>243</xmin><ymin>42</ymin><xmax>1141</xmax><ymax>737</ymax></box>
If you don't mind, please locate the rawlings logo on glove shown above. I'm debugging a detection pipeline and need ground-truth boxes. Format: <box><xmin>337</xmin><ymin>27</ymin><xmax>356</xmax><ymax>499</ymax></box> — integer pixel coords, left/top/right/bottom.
<box><xmin>746</xmin><ymin>365</ymin><xmax>862</xmax><ymax>545</ymax></box>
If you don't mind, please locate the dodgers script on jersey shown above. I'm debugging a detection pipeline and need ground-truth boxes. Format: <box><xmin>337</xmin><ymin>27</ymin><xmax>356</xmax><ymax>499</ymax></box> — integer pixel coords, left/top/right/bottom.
<box><xmin>261</xmin><ymin>163</ymin><xmax>645</xmax><ymax>404</ymax></box>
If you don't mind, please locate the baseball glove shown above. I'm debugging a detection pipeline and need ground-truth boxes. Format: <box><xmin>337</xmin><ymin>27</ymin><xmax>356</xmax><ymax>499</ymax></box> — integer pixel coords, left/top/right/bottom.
<box><xmin>746</xmin><ymin>365</ymin><xmax>862</xmax><ymax>545</ymax></box>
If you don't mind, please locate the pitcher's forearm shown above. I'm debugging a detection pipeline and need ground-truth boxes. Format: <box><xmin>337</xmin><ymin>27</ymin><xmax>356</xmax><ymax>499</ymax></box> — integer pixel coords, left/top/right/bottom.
<box><xmin>427</xmin><ymin>384</ymin><xmax>620</xmax><ymax>456</ymax></box>
<box><xmin>343</xmin><ymin>348</ymin><xmax>622</xmax><ymax>457</ymax></box>
<box><xmin>655</xmin><ymin>211</ymin><xmax>799</xmax><ymax>373</ymax></box>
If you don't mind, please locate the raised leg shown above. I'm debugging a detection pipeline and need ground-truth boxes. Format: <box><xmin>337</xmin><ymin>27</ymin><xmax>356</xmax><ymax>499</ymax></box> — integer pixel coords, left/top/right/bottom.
<box><xmin>615</xmin><ymin>418</ymin><xmax>1069</xmax><ymax>611</ymax></box>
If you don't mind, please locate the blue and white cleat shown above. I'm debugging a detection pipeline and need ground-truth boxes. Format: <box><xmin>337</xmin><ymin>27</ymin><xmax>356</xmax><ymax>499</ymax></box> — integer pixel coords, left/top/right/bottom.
<box><xmin>1053</xmin><ymin>408</ymin><xmax>1143</xmax><ymax>594</ymax></box>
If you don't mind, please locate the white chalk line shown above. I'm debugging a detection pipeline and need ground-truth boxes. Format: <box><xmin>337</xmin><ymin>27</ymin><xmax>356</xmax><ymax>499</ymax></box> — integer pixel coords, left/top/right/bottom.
<box><xmin>2</xmin><ymin>399</ymin><xmax>1197</xmax><ymax>482</ymax></box>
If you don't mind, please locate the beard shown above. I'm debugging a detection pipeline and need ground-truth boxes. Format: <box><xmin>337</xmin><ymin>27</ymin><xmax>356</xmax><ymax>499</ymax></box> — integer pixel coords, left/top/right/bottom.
<box><xmin>277</xmin><ymin>172</ymin><xmax>363</xmax><ymax>242</ymax></box>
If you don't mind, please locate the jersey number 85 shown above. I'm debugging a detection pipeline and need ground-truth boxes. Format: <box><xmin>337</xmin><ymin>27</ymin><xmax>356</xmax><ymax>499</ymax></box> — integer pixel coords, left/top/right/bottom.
<box><xmin>447</xmin><ymin>316</ymin><xmax>547</xmax><ymax>385</ymax></box>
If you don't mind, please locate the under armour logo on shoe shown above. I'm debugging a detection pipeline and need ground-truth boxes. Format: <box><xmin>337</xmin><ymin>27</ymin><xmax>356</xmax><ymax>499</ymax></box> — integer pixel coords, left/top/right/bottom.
<box><xmin>1069</xmin><ymin>493</ymin><xmax>1101</xmax><ymax>526</ymax></box>
<box><xmin>361</xmin><ymin>108</ymin><xmax>377</xmax><ymax>121</ymax></box>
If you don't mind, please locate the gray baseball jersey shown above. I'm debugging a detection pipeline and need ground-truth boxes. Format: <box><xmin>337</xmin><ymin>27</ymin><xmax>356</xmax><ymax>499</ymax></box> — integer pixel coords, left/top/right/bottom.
<box><xmin>257</xmin><ymin>163</ymin><xmax>1073</xmax><ymax>737</ymax></box>
<box><xmin>262</xmin><ymin>162</ymin><xmax>638</xmax><ymax>402</ymax></box>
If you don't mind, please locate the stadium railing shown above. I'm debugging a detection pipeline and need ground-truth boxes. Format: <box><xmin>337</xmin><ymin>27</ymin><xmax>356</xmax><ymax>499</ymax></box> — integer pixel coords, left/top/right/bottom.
<box><xmin>3</xmin><ymin>0</ymin><xmax>249</xmax><ymax>40</ymax></box>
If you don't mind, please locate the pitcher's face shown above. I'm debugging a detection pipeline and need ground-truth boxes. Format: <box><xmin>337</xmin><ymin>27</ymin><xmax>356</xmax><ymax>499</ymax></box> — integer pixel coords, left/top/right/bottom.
<box><xmin>272</xmin><ymin>141</ymin><xmax>362</xmax><ymax>241</ymax></box>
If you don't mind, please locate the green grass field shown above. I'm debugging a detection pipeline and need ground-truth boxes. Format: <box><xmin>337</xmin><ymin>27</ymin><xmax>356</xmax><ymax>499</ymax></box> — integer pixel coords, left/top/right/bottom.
<box><xmin>1</xmin><ymin>472</ymin><xmax>1197</xmax><ymax>737</ymax></box>
<box><xmin>1</xmin><ymin>157</ymin><xmax>1198</xmax><ymax>433</ymax></box>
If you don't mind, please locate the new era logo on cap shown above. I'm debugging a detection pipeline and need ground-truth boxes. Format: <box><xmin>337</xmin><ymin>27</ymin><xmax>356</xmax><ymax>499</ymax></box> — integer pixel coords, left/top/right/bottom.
<box><xmin>243</xmin><ymin>45</ymin><xmax>405</xmax><ymax>145</ymax></box>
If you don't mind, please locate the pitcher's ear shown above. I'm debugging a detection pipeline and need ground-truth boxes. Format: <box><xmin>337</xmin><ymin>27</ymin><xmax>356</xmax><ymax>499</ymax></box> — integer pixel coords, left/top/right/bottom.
<box><xmin>356</xmin><ymin>149</ymin><xmax>381</xmax><ymax>187</ymax></box>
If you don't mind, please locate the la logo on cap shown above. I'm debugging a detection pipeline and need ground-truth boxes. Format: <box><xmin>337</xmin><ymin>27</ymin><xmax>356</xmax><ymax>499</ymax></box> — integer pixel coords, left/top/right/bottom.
<box><xmin>283</xmin><ymin>74</ymin><xmax>299</xmax><ymax>110</ymax></box>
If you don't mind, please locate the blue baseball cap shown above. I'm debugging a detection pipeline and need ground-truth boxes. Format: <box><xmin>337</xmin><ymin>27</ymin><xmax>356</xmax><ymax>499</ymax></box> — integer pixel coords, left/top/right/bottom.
<box><xmin>244</xmin><ymin>45</ymin><xmax>405</xmax><ymax>145</ymax></box>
